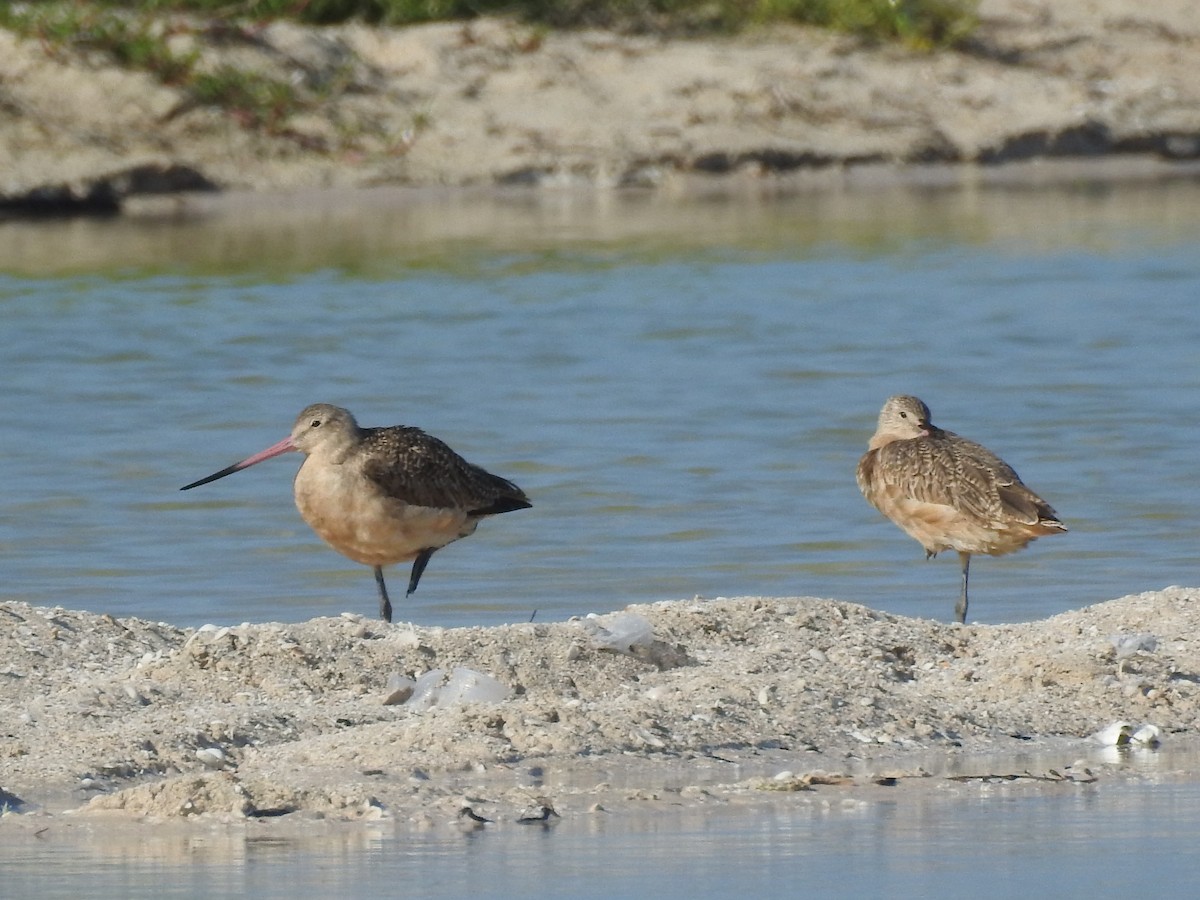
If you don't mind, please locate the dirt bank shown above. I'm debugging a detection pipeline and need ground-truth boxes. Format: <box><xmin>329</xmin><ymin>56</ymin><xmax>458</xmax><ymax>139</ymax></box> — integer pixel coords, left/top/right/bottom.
<box><xmin>1</xmin><ymin>1</ymin><xmax>1199</xmax><ymax>212</ymax></box>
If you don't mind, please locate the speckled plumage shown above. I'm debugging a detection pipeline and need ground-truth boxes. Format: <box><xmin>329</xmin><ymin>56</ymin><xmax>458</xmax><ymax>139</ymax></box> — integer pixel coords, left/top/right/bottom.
<box><xmin>356</xmin><ymin>424</ymin><xmax>529</xmax><ymax>517</ymax></box>
<box><xmin>856</xmin><ymin>395</ymin><xmax>1065</xmax><ymax>623</ymax></box>
<box><xmin>183</xmin><ymin>403</ymin><xmax>530</xmax><ymax>623</ymax></box>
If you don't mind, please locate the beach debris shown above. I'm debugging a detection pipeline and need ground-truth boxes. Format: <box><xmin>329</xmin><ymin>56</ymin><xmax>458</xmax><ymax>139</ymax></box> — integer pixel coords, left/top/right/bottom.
<box><xmin>757</xmin><ymin>770</ymin><xmax>854</xmax><ymax>792</ymax></box>
<box><xmin>406</xmin><ymin>669</ymin><xmax>445</xmax><ymax>708</ymax></box>
<box><xmin>1092</xmin><ymin>721</ymin><xmax>1134</xmax><ymax>747</ymax></box>
<box><xmin>631</xmin><ymin>725</ymin><xmax>668</xmax><ymax>749</ymax></box>
<box><xmin>195</xmin><ymin>747</ymin><xmax>228</xmax><ymax>770</ymax></box>
<box><xmin>1110</xmin><ymin>632</ymin><xmax>1159</xmax><ymax>672</ymax></box>
<box><xmin>404</xmin><ymin>667</ymin><xmax>511</xmax><ymax>710</ymax></box>
<box><xmin>440</xmin><ymin>668</ymin><xmax>511</xmax><ymax>705</ymax></box>
<box><xmin>458</xmin><ymin>805</ymin><xmax>493</xmax><ymax>825</ymax></box>
<box><xmin>0</xmin><ymin>786</ymin><xmax>26</xmax><ymax>814</ymax></box>
<box><xmin>122</xmin><ymin>683</ymin><xmax>150</xmax><ymax>706</ymax></box>
<box><xmin>1090</xmin><ymin>721</ymin><xmax>1162</xmax><ymax>748</ymax></box>
<box><xmin>761</xmin><ymin>773</ymin><xmax>815</xmax><ymax>792</ymax></box>
<box><xmin>382</xmin><ymin>673</ymin><xmax>416</xmax><ymax>706</ymax></box>
<box><xmin>946</xmin><ymin>768</ymin><xmax>1098</xmax><ymax>784</ymax></box>
<box><xmin>1110</xmin><ymin>632</ymin><xmax>1159</xmax><ymax>658</ymax></box>
<box><xmin>577</xmin><ymin>612</ymin><xmax>691</xmax><ymax>669</ymax></box>
<box><xmin>581</xmin><ymin>612</ymin><xmax>655</xmax><ymax>656</ymax></box>
<box><xmin>517</xmin><ymin>800</ymin><xmax>561</xmax><ymax>825</ymax></box>
<box><xmin>1130</xmin><ymin>724</ymin><xmax>1162</xmax><ymax>748</ymax></box>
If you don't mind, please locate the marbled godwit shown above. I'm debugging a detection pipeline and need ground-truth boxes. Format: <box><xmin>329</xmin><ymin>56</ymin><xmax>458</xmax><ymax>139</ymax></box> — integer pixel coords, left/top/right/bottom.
<box><xmin>856</xmin><ymin>395</ymin><xmax>1065</xmax><ymax>623</ymax></box>
<box><xmin>182</xmin><ymin>403</ymin><xmax>531</xmax><ymax>623</ymax></box>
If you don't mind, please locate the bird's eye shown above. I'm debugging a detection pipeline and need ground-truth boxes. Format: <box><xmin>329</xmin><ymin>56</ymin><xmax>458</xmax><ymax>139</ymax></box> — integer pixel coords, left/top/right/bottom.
<box><xmin>899</xmin><ymin>411</ymin><xmax>908</xmax><ymax>419</ymax></box>
<box><xmin>311</xmin><ymin>419</ymin><xmax>322</xmax><ymax>428</ymax></box>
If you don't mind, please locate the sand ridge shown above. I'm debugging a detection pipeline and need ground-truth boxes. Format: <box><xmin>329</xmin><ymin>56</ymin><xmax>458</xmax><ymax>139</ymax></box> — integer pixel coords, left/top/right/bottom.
<box><xmin>0</xmin><ymin>588</ymin><xmax>1194</xmax><ymax>825</ymax></box>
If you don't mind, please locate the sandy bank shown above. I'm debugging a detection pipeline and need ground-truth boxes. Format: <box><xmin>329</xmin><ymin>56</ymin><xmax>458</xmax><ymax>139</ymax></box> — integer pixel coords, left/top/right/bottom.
<box><xmin>1</xmin><ymin>1</ymin><xmax>1199</xmax><ymax>212</ymax></box>
<box><xmin>0</xmin><ymin>587</ymin><xmax>1195</xmax><ymax>827</ymax></box>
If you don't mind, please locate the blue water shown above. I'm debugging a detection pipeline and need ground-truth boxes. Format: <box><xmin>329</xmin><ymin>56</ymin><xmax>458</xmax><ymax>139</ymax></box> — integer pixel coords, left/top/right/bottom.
<box><xmin>5</xmin><ymin>770</ymin><xmax>1200</xmax><ymax>898</ymax></box>
<box><xmin>2</xmin><ymin>180</ymin><xmax>1200</xmax><ymax>628</ymax></box>
<box><xmin>4</xmin><ymin>178</ymin><xmax>1200</xmax><ymax>899</ymax></box>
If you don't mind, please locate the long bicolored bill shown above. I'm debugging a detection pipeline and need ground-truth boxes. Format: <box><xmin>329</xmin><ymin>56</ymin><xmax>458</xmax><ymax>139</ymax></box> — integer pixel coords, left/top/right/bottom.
<box><xmin>181</xmin><ymin>436</ymin><xmax>296</xmax><ymax>491</ymax></box>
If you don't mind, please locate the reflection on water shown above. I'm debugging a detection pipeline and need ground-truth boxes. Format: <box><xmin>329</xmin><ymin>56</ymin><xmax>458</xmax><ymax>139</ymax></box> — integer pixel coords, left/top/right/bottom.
<box><xmin>2</xmin><ymin>174</ymin><xmax>1200</xmax><ymax>630</ymax></box>
<box><xmin>3</xmin><ymin>168</ymin><xmax>1200</xmax><ymax>277</ymax></box>
<box><xmin>4</xmin><ymin>742</ymin><xmax>1200</xmax><ymax>899</ymax></box>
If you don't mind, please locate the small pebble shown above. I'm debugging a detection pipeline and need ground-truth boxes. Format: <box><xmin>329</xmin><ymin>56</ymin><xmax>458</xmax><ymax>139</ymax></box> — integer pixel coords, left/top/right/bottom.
<box><xmin>196</xmin><ymin>747</ymin><xmax>226</xmax><ymax>769</ymax></box>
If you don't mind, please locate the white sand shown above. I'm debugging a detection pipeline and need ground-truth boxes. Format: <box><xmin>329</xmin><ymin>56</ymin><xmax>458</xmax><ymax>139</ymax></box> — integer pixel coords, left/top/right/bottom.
<box><xmin>1</xmin><ymin>2</ymin><xmax>1198</xmax><ymax>197</ymax></box>
<box><xmin>0</xmin><ymin>588</ymin><xmax>1195</xmax><ymax>827</ymax></box>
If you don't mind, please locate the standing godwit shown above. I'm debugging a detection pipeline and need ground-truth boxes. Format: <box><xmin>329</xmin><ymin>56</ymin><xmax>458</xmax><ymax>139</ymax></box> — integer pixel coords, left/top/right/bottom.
<box><xmin>182</xmin><ymin>403</ymin><xmax>531</xmax><ymax>623</ymax></box>
<box><xmin>855</xmin><ymin>395</ymin><xmax>1065</xmax><ymax>623</ymax></box>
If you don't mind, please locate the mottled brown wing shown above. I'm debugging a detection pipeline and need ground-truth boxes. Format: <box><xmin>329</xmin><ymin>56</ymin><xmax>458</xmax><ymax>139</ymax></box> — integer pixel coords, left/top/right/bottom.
<box><xmin>358</xmin><ymin>426</ymin><xmax>531</xmax><ymax>515</ymax></box>
<box><xmin>877</xmin><ymin>430</ymin><xmax>1059</xmax><ymax>528</ymax></box>
<box><xmin>868</xmin><ymin>436</ymin><xmax>960</xmax><ymax>509</ymax></box>
<box><xmin>994</xmin><ymin>466</ymin><xmax>1062</xmax><ymax>526</ymax></box>
<box><xmin>943</xmin><ymin>433</ymin><xmax>1066</xmax><ymax>526</ymax></box>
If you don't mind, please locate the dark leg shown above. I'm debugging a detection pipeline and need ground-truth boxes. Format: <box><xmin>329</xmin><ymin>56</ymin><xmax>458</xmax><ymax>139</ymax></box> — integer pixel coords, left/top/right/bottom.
<box><xmin>407</xmin><ymin>548</ymin><xmax>436</xmax><ymax>596</ymax></box>
<box><xmin>374</xmin><ymin>565</ymin><xmax>393</xmax><ymax>623</ymax></box>
<box><xmin>955</xmin><ymin>552</ymin><xmax>971</xmax><ymax>624</ymax></box>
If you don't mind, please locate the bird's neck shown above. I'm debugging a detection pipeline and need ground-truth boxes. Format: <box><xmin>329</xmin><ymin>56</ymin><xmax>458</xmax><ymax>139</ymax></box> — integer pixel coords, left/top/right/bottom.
<box><xmin>868</xmin><ymin>432</ymin><xmax>905</xmax><ymax>451</ymax></box>
<box><xmin>309</xmin><ymin>433</ymin><xmax>363</xmax><ymax>466</ymax></box>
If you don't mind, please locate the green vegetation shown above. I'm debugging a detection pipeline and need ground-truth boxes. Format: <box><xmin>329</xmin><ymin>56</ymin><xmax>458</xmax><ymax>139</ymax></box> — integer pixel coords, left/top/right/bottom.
<box><xmin>0</xmin><ymin>0</ymin><xmax>978</xmax><ymax>142</ymax></box>
<box><xmin>188</xmin><ymin>66</ymin><xmax>303</xmax><ymax>132</ymax></box>
<box><xmin>0</xmin><ymin>3</ymin><xmax>305</xmax><ymax>133</ymax></box>
<box><xmin>4</xmin><ymin>1</ymin><xmax>979</xmax><ymax>46</ymax></box>
<box><xmin>0</xmin><ymin>3</ymin><xmax>195</xmax><ymax>84</ymax></box>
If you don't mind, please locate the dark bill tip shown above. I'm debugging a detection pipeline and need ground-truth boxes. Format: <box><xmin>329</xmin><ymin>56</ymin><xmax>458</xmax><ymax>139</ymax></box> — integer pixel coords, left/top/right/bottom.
<box><xmin>181</xmin><ymin>463</ymin><xmax>244</xmax><ymax>491</ymax></box>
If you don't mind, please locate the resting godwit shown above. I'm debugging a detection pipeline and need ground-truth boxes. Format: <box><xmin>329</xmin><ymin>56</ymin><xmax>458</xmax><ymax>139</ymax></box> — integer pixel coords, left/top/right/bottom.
<box><xmin>856</xmin><ymin>395</ymin><xmax>1066</xmax><ymax>623</ymax></box>
<box><xmin>182</xmin><ymin>403</ymin><xmax>531</xmax><ymax>623</ymax></box>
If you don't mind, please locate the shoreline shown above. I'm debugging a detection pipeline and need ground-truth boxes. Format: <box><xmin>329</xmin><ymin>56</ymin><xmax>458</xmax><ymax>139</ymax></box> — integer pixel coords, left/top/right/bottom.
<box><xmin>1</xmin><ymin>587</ymin><xmax>1195</xmax><ymax>828</ymax></box>
<box><xmin>113</xmin><ymin>155</ymin><xmax>1200</xmax><ymax>221</ymax></box>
